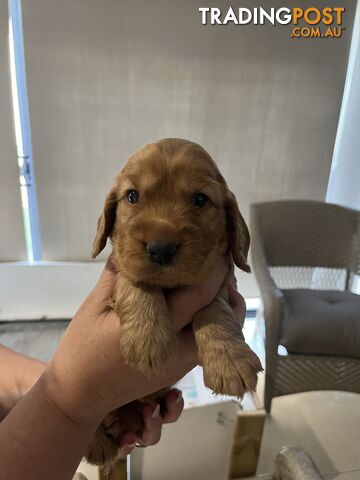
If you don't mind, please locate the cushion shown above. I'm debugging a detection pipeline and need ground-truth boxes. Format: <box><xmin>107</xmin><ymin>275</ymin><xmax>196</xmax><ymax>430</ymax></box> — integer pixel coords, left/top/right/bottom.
<box><xmin>279</xmin><ymin>289</ymin><xmax>360</xmax><ymax>358</ymax></box>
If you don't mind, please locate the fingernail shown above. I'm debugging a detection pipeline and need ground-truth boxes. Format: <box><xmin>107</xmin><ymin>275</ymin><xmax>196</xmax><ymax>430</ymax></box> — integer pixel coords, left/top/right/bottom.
<box><xmin>176</xmin><ymin>391</ymin><xmax>183</xmax><ymax>404</ymax></box>
<box><xmin>152</xmin><ymin>404</ymin><xmax>160</xmax><ymax>419</ymax></box>
<box><xmin>127</xmin><ymin>442</ymin><xmax>136</xmax><ymax>448</ymax></box>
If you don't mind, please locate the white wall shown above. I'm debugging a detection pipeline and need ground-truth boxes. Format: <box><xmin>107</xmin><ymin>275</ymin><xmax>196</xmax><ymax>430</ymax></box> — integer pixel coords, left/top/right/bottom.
<box><xmin>0</xmin><ymin>262</ymin><xmax>103</xmax><ymax>320</ymax></box>
<box><xmin>0</xmin><ymin>262</ymin><xmax>259</xmax><ymax>320</ymax></box>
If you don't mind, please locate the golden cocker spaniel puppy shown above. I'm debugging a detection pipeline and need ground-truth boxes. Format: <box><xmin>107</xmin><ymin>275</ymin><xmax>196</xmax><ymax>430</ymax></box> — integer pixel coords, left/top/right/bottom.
<box><xmin>86</xmin><ymin>138</ymin><xmax>262</xmax><ymax>465</ymax></box>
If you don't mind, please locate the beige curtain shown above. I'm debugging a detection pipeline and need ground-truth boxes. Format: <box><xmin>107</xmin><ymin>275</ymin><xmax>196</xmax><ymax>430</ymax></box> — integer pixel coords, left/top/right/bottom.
<box><xmin>21</xmin><ymin>0</ymin><xmax>355</xmax><ymax>264</ymax></box>
<box><xmin>0</xmin><ymin>0</ymin><xmax>26</xmax><ymax>262</ymax></box>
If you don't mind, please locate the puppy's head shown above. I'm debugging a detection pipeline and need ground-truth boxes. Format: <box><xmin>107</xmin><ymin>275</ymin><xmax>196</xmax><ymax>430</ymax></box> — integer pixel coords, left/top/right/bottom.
<box><xmin>93</xmin><ymin>139</ymin><xmax>250</xmax><ymax>287</ymax></box>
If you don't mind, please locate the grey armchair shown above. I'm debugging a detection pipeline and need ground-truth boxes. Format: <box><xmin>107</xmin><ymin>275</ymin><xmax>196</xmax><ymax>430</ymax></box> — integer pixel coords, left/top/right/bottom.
<box><xmin>250</xmin><ymin>200</ymin><xmax>360</xmax><ymax>412</ymax></box>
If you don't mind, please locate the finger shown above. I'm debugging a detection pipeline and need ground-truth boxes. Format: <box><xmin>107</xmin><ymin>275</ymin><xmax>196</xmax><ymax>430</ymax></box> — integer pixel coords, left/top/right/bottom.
<box><xmin>228</xmin><ymin>285</ymin><xmax>246</xmax><ymax>328</ymax></box>
<box><xmin>118</xmin><ymin>432</ymin><xmax>137</xmax><ymax>458</ymax></box>
<box><xmin>83</xmin><ymin>258</ymin><xmax>117</xmax><ymax>309</ymax></box>
<box><xmin>138</xmin><ymin>404</ymin><xmax>162</xmax><ymax>446</ymax></box>
<box><xmin>94</xmin><ymin>261</ymin><xmax>117</xmax><ymax>300</ymax></box>
<box><xmin>162</xmin><ymin>389</ymin><xmax>184</xmax><ymax>423</ymax></box>
<box><xmin>167</xmin><ymin>255</ymin><xmax>228</xmax><ymax>330</ymax></box>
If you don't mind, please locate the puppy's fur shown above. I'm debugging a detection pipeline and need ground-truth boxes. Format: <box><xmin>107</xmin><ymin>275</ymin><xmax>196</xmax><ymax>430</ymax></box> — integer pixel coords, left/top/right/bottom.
<box><xmin>86</xmin><ymin>139</ymin><xmax>262</xmax><ymax>465</ymax></box>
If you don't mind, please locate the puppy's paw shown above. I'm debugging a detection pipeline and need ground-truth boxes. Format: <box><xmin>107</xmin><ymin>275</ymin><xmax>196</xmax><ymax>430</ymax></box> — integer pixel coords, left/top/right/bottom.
<box><xmin>201</xmin><ymin>342</ymin><xmax>262</xmax><ymax>397</ymax></box>
<box><xmin>85</xmin><ymin>417</ymin><xmax>121</xmax><ymax>466</ymax></box>
<box><xmin>113</xmin><ymin>282</ymin><xmax>176</xmax><ymax>376</ymax></box>
<box><xmin>120</xmin><ymin>323</ymin><xmax>176</xmax><ymax>376</ymax></box>
<box><xmin>85</xmin><ymin>403</ymin><xmax>144</xmax><ymax>466</ymax></box>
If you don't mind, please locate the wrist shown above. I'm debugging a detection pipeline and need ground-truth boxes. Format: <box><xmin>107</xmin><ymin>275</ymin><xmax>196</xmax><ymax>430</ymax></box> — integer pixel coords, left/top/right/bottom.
<box><xmin>0</xmin><ymin>373</ymin><xmax>99</xmax><ymax>479</ymax></box>
<box><xmin>39</xmin><ymin>363</ymin><xmax>106</xmax><ymax>429</ymax></box>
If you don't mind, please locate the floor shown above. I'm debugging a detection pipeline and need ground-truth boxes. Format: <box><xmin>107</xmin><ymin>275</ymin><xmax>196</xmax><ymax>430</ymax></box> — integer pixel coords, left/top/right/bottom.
<box><xmin>0</xmin><ymin>320</ymin><xmax>68</xmax><ymax>362</ymax></box>
<box><xmin>1</xmin><ymin>315</ymin><xmax>360</xmax><ymax>479</ymax></box>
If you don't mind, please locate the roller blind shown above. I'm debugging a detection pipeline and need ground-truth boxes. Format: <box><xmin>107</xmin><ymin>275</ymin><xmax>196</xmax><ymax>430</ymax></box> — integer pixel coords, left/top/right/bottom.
<box><xmin>0</xmin><ymin>0</ymin><xmax>26</xmax><ymax>262</ymax></box>
<box><xmin>21</xmin><ymin>0</ymin><xmax>355</xmax><ymax>262</ymax></box>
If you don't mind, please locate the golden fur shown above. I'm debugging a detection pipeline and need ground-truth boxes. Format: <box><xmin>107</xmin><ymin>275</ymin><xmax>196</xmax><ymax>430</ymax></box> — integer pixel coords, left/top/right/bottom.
<box><xmin>85</xmin><ymin>138</ymin><xmax>262</xmax><ymax>465</ymax></box>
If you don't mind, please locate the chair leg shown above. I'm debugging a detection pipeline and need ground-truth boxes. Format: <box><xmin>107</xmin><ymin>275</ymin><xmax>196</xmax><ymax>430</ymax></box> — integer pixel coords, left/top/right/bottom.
<box><xmin>264</xmin><ymin>390</ymin><xmax>273</xmax><ymax>414</ymax></box>
<box><xmin>264</xmin><ymin>364</ymin><xmax>276</xmax><ymax>414</ymax></box>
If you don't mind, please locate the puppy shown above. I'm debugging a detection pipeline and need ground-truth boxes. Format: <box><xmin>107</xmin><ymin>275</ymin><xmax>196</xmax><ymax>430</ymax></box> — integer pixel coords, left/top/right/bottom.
<box><xmin>86</xmin><ymin>138</ymin><xmax>262</xmax><ymax>465</ymax></box>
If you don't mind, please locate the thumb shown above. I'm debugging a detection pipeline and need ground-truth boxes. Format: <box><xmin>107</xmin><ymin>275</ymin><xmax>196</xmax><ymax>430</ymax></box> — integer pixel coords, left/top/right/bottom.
<box><xmin>86</xmin><ymin>258</ymin><xmax>117</xmax><ymax>309</ymax></box>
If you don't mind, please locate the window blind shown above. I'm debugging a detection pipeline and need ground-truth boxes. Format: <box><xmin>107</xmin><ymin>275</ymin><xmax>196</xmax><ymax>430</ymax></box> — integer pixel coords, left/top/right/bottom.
<box><xmin>0</xmin><ymin>0</ymin><xmax>26</xmax><ymax>262</ymax></box>
<box><xmin>21</xmin><ymin>0</ymin><xmax>355</xmax><ymax>265</ymax></box>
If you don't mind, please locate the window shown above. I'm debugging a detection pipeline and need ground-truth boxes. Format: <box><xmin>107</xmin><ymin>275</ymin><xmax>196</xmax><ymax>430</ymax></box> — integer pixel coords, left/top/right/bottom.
<box><xmin>8</xmin><ymin>0</ymin><xmax>41</xmax><ymax>262</ymax></box>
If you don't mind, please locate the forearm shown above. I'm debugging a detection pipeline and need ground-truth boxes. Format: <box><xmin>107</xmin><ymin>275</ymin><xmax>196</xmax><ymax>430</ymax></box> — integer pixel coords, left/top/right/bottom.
<box><xmin>0</xmin><ymin>371</ymin><xmax>100</xmax><ymax>480</ymax></box>
<box><xmin>0</xmin><ymin>344</ymin><xmax>46</xmax><ymax>420</ymax></box>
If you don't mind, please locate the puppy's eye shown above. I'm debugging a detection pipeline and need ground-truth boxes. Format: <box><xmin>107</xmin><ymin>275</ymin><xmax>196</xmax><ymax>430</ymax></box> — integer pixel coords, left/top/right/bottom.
<box><xmin>193</xmin><ymin>193</ymin><xmax>208</xmax><ymax>207</ymax></box>
<box><xmin>127</xmin><ymin>190</ymin><xmax>139</xmax><ymax>204</ymax></box>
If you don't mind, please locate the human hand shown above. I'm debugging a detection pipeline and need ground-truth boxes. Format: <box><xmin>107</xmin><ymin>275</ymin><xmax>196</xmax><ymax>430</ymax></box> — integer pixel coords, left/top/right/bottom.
<box><xmin>116</xmin><ymin>388</ymin><xmax>184</xmax><ymax>457</ymax></box>
<box><xmin>41</xmin><ymin>256</ymin><xmax>229</xmax><ymax>428</ymax></box>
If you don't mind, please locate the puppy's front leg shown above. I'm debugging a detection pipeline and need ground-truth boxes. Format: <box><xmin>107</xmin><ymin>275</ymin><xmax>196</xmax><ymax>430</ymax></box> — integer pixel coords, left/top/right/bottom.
<box><xmin>193</xmin><ymin>285</ymin><xmax>262</xmax><ymax>397</ymax></box>
<box><xmin>114</xmin><ymin>274</ymin><xmax>176</xmax><ymax>376</ymax></box>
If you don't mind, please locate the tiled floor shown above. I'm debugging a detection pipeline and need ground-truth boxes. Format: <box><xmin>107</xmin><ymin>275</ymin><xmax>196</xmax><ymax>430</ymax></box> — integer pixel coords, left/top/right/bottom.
<box><xmin>0</xmin><ymin>320</ymin><xmax>68</xmax><ymax>362</ymax></box>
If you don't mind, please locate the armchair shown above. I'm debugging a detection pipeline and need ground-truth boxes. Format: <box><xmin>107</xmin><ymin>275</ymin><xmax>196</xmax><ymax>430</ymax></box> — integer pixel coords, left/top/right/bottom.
<box><xmin>250</xmin><ymin>200</ymin><xmax>360</xmax><ymax>412</ymax></box>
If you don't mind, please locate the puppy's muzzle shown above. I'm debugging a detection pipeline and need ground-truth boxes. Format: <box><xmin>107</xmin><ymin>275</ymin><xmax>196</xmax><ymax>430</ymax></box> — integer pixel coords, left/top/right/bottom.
<box><xmin>146</xmin><ymin>242</ymin><xmax>179</xmax><ymax>265</ymax></box>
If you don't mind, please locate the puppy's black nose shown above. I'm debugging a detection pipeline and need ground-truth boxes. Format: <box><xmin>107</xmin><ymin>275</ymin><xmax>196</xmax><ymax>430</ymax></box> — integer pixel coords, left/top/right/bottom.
<box><xmin>146</xmin><ymin>242</ymin><xmax>178</xmax><ymax>265</ymax></box>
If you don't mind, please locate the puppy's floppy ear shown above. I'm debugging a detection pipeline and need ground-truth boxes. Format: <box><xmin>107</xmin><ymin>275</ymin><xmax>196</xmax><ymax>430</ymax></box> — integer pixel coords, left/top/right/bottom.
<box><xmin>92</xmin><ymin>187</ymin><xmax>118</xmax><ymax>258</ymax></box>
<box><xmin>225</xmin><ymin>189</ymin><xmax>251</xmax><ymax>273</ymax></box>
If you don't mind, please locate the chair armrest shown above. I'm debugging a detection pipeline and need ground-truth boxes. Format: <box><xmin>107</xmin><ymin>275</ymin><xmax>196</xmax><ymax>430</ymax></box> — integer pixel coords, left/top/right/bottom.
<box><xmin>250</xmin><ymin>213</ymin><xmax>285</xmax><ymax>341</ymax></box>
<box><xmin>275</xmin><ymin>446</ymin><xmax>323</xmax><ymax>480</ymax></box>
